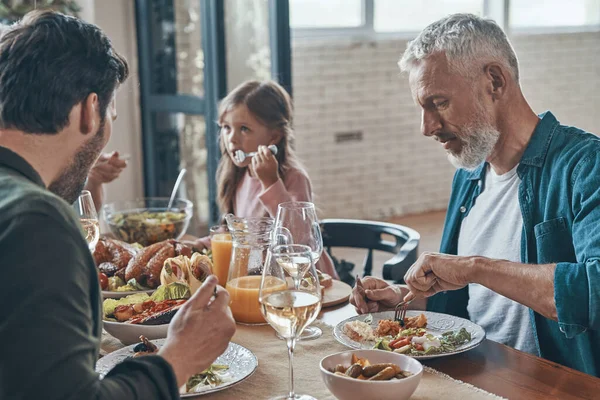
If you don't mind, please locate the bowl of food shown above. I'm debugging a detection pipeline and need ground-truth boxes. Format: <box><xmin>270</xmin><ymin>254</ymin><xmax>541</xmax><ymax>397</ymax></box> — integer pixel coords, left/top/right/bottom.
<box><xmin>103</xmin><ymin>198</ymin><xmax>193</xmax><ymax>246</ymax></box>
<box><xmin>320</xmin><ymin>350</ymin><xmax>423</xmax><ymax>400</ymax></box>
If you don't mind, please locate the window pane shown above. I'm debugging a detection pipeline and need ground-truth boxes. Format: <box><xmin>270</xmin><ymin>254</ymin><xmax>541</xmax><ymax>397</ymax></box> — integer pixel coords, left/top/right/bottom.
<box><xmin>148</xmin><ymin>0</ymin><xmax>205</xmax><ymax>97</ymax></box>
<box><xmin>225</xmin><ymin>0</ymin><xmax>272</xmax><ymax>89</ymax></box>
<box><xmin>374</xmin><ymin>0</ymin><xmax>484</xmax><ymax>32</ymax></box>
<box><xmin>290</xmin><ymin>0</ymin><xmax>363</xmax><ymax>28</ymax></box>
<box><xmin>510</xmin><ymin>0</ymin><xmax>600</xmax><ymax>28</ymax></box>
<box><xmin>152</xmin><ymin>112</ymin><xmax>209</xmax><ymax>233</ymax></box>
<box><xmin>174</xmin><ymin>0</ymin><xmax>204</xmax><ymax>96</ymax></box>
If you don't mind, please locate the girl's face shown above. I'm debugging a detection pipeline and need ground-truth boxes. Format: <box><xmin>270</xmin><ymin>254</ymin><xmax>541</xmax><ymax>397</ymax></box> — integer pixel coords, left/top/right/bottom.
<box><xmin>220</xmin><ymin>104</ymin><xmax>279</xmax><ymax>167</ymax></box>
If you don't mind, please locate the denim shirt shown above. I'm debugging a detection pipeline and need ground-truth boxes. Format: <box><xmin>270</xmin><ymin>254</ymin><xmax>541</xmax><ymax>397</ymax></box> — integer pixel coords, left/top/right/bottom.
<box><xmin>427</xmin><ymin>111</ymin><xmax>600</xmax><ymax>376</ymax></box>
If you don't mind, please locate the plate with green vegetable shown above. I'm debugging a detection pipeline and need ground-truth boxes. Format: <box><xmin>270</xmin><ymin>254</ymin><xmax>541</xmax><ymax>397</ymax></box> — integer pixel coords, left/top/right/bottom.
<box><xmin>102</xmin><ymin>277</ymin><xmax>155</xmax><ymax>299</ymax></box>
<box><xmin>333</xmin><ymin>310</ymin><xmax>485</xmax><ymax>360</ymax></box>
<box><xmin>96</xmin><ymin>339</ymin><xmax>258</xmax><ymax>396</ymax></box>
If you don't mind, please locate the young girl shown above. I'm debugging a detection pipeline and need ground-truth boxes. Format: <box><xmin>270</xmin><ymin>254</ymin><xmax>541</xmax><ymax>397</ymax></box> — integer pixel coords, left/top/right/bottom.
<box><xmin>212</xmin><ymin>80</ymin><xmax>338</xmax><ymax>278</ymax></box>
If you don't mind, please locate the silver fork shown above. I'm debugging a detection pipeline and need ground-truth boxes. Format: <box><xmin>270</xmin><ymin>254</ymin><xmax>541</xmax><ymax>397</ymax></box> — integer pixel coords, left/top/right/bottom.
<box><xmin>394</xmin><ymin>299</ymin><xmax>413</xmax><ymax>327</ymax></box>
<box><xmin>234</xmin><ymin>144</ymin><xmax>278</xmax><ymax>163</ymax></box>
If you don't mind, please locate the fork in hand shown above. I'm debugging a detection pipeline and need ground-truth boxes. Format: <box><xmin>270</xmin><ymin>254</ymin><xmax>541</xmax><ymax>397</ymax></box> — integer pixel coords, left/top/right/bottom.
<box><xmin>394</xmin><ymin>299</ymin><xmax>413</xmax><ymax>327</ymax></box>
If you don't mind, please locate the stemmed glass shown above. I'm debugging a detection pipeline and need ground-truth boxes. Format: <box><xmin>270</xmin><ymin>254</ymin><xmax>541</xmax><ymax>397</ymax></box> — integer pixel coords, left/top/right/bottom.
<box><xmin>259</xmin><ymin>244</ymin><xmax>322</xmax><ymax>400</ymax></box>
<box><xmin>274</xmin><ymin>201</ymin><xmax>324</xmax><ymax>340</ymax></box>
<box><xmin>76</xmin><ymin>190</ymin><xmax>99</xmax><ymax>252</ymax></box>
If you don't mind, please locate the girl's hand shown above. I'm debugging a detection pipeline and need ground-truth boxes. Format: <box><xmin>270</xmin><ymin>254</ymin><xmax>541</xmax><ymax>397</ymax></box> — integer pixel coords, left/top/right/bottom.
<box><xmin>252</xmin><ymin>145</ymin><xmax>279</xmax><ymax>190</ymax></box>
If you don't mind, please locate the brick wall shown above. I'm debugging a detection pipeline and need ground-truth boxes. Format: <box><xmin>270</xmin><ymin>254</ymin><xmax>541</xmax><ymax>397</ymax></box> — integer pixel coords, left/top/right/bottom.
<box><xmin>291</xmin><ymin>31</ymin><xmax>600</xmax><ymax>220</ymax></box>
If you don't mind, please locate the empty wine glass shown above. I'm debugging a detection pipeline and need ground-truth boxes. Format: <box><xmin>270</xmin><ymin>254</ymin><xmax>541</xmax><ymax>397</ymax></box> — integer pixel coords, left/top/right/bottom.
<box><xmin>275</xmin><ymin>201</ymin><xmax>324</xmax><ymax>340</ymax></box>
<box><xmin>260</xmin><ymin>244</ymin><xmax>321</xmax><ymax>400</ymax></box>
<box><xmin>76</xmin><ymin>190</ymin><xmax>99</xmax><ymax>252</ymax></box>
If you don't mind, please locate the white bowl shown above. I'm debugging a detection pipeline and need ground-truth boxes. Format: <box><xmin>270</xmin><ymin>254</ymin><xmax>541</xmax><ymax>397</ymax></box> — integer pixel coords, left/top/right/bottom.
<box><xmin>320</xmin><ymin>349</ymin><xmax>423</xmax><ymax>400</ymax></box>
<box><xmin>103</xmin><ymin>320</ymin><xmax>169</xmax><ymax>345</ymax></box>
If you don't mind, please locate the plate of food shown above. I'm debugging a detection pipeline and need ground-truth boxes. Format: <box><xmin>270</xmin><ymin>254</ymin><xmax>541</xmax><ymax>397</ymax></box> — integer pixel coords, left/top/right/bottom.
<box><xmin>333</xmin><ymin>310</ymin><xmax>485</xmax><ymax>360</ymax></box>
<box><xmin>103</xmin><ymin>252</ymin><xmax>214</xmax><ymax>344</ymax></box>
<box><xmin>95</xmin><ymin>238</ymin><xmax>207</xmax><ymax>298</ymax></box>
<box><xmin>96</xmin><ymin>337</ymin><xmax>258</xmax><ymax>397</ymax></box>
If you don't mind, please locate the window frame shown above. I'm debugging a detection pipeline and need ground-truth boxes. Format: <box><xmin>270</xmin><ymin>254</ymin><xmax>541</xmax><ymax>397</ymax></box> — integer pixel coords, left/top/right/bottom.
<box><xmin>291</xmin><ymin>0</ymin><xmax>600</xmax><ymax>40</ymax></box>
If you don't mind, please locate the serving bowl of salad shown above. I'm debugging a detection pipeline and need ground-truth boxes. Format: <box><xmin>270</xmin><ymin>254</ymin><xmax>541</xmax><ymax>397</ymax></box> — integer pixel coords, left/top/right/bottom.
<box><xmin>103</xmin><ymin>198</ymin><xmax>193</xmax><ymax>246</ymax></box>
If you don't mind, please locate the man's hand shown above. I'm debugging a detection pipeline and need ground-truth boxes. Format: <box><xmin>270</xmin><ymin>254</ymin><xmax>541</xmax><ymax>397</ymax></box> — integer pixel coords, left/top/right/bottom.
<box><xmin>350</xmin><ymin>276</ymin><xmax>405</xmax><ymax>314</ymax></box>
<box><xmin>403</xmin><ymin>252</ymin><xmax>475</xmax><ymax>299</ymax></box>
<box><xmin>159</xmin><ymin>276</ymin><xmax>236</xmax><ymax>386</ymax></box>
<box><xmin>88</xmin><ymin>151</ymin><xmax>127</xmax><ymax>185</ymax></box>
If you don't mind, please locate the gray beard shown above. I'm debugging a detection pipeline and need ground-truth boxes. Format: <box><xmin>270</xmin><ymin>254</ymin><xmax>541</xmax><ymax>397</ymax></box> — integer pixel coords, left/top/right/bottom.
<box><xmin>447</xmin><ymin>121</ymin><xmax>500</xmax><ymax>171</ymax></box>
<box><xmin>49</xmin><ymin>125</ymin><xmax>105</xmax><ymax>204</ymax></box>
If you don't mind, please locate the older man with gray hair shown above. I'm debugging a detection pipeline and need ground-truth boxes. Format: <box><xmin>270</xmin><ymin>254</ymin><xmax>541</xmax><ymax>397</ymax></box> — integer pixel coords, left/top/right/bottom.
<box><xmin>351</xmin><ymin>13</ymin><xmax>600</xmax><ymax>376</ymax></box>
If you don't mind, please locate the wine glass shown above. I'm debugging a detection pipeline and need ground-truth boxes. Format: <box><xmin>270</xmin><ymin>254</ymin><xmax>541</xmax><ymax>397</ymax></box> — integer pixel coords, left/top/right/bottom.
<box><xmin>76</xmin><ymin>190</ymin><xmax>99</xmax><ymax>252</ymax></box>
<box><xmin>275</xmin><ymin>201</ymin><xmax>324</xmax><ymax>340</ymax></box>
<box><xmin>260</xmin><ymin>244</ymin><xmax>321</xmax><ymax>400</ymax></box>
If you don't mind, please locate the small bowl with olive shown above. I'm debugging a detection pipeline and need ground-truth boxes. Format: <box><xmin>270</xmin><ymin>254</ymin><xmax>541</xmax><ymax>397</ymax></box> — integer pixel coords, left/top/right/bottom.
<box><xmin>320</xmin><ymin>350</ymin><xmax>423</xmax><ymax>400</ymax></box>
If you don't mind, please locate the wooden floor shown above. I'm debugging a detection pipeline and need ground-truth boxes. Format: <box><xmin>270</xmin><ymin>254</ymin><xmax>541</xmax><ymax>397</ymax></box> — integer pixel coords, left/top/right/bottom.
<box><xmin>331</xmin><ymin>210</ymin><xmax>446</xmax><ymax>279</ymax></box>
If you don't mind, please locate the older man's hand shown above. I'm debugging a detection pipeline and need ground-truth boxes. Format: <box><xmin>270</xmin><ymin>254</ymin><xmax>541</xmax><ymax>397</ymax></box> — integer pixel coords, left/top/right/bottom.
<box><xmin>350</xmin><ymin>277</ymin><xmax>406</xmax><ymax>314</ymax></box>
<box><xmin>403</xmin><ymin>252</ymin><xmax>477</xmax><ymax>299</ymax></box>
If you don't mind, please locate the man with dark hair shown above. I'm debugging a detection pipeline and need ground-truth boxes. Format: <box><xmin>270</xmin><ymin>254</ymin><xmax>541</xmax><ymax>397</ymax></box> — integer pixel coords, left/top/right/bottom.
<box><xmin>0</xmin><ymin>11</ymin><xmax>235</xmax><ymax>399</ymax></box>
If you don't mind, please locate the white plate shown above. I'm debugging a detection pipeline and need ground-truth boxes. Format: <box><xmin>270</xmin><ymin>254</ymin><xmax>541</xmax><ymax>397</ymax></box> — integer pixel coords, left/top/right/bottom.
<box><xmin>333</xmin><ymin>310</ymin><xmax>486</xmax><ymax>360</ymax></box>
<box><xmin>102</xmin><ymin>289</ymin><xmax>155</xmax><ymax>299</ymax></box>
<box><xmin>96</xmin><ymin>340</ymin><xmax>258</xmax><ymax>397</ymax></box>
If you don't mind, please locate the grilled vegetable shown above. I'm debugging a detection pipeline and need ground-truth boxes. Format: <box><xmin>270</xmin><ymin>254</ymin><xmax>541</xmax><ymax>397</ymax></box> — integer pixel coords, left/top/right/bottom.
<box><xmin>363</xmin><ymin>363</ymin><xmax>401</xmax><ymax>377</ymax></box>
<box><xmin>345</xmin><ymin>363</ymin><xmax>363</xmax><ymax>378</ymax></box>
<box><xmin>369</xmin><ymin>366</ymin><xmax>397</xmax><ymax>381</ymax></box>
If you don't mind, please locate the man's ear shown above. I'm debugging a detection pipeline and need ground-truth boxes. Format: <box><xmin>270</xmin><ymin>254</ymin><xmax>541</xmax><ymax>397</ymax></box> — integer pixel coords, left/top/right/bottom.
<box><xmin>484</xmin><ymin>63</ymin><xmax>507</xmax><ymax>101</ymax></box>
<box><xmin>80</xmin><ymin>93</ymin><xmax>99</xmax><ymax>135</ymax></box>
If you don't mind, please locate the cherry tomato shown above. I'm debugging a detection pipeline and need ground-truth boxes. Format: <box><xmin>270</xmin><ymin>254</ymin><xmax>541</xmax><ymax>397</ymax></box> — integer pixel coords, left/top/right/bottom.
<box><xmin>98</xmin><ymin>272</ymin><xmax>108</xmax><ymax>290</ymax></box>
<box><xmin>391</xmin><ymin>339</ymin><xmax>411</xmax><ymax>349</ymax></box>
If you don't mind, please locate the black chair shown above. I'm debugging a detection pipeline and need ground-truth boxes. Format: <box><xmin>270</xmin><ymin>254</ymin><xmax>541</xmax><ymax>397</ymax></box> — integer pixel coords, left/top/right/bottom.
<box><xmin>321</xmin><ymin>219</ymin><xmax>420</xmax><ymax>283</ymax></box>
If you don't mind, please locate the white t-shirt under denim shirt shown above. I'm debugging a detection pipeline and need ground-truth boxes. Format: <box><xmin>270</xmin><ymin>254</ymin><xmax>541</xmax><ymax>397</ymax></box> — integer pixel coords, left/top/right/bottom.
<box><xmin>457</xmin><ymin>164</ymin><xmax>539</xmax><ymax>355</ymax></box>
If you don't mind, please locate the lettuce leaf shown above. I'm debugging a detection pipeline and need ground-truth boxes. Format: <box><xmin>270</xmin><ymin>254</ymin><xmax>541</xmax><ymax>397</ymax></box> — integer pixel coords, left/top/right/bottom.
<box><xmin>103</xmin><ymin>293</ymin><xmax>151</xmax><ymax>318</ymax></box>
<box><xmin>151</xmin><ymin>282</ymin><xmax>191</xmax><ymax>302</ymax></box>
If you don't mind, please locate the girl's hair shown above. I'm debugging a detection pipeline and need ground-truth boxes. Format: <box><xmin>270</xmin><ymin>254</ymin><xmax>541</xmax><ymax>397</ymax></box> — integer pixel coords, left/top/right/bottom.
<box><xmin>216</xmin><ymin>80</ymin><xmax>303</xmax><ymax>214</ymax></box>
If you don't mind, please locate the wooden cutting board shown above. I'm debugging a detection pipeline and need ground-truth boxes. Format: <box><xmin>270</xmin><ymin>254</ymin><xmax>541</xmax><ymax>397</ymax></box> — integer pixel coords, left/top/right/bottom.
<box><xmin>322</xmin><ymin>280</ymin><xmax>352</xmax><ymax>308</ymax></box>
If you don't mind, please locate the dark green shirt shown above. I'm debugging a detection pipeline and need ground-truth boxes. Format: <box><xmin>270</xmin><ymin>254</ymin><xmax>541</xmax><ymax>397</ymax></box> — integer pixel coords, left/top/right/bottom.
<box><xmin>0</xmin><ymin>146</ymin><xmax>179</xmax><ymax>399</ymax></box>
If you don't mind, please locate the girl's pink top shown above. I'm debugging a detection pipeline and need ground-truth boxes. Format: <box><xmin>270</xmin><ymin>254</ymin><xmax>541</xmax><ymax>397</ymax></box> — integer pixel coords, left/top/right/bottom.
<box><xmin>233</xmin><ymin>168</ymin><xmax>311</xmax><ymax>218</ymax></box>
<box><xmin>233</xmin><ymin>168</ymin><xmax>339</xmax><ymax>279</ymax></box>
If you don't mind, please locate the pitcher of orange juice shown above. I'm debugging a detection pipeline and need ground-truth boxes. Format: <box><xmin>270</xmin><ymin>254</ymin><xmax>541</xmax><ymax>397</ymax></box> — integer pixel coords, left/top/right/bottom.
<box><xmin>224</xmin><ymin>214</ymin><xmax>279</xmax><ymax>324</ymax></box>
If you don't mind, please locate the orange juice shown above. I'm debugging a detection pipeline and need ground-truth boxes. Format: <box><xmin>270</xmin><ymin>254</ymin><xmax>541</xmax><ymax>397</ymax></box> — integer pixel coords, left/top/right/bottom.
<box><xmin>211</xmin><ymin>233</ymin><xmax>232</xmax><ymax>286</ymax></box>
<box><xmin>226</xmin><ymin>276</ymin><xmax>286</xmax><ymax>324</ymax></box>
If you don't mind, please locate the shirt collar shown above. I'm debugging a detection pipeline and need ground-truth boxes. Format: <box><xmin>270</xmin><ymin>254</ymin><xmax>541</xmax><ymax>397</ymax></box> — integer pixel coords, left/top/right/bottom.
<box><xmin>0</xmin><ymin>146</ymin><xmax>45</xmax><ymax>187</ymax></box>
<box><xmin>519</xmin><ymin>111</ymin><xmax>559</xmax><ymax>168</ymax></box>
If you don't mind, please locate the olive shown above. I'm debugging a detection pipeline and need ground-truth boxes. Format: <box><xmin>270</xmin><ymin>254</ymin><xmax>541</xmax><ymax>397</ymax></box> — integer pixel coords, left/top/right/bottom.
<box><xmin>133</xmin><ymin>343</ymin><xmax>148</xmax><ymax>353</ymax></box>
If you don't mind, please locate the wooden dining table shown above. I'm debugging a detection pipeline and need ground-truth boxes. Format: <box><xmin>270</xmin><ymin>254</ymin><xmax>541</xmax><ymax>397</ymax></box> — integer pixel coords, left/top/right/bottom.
<box><xmin>320</xmin><ymin>303</ymin><xmax>600</xmax><ymax>400</ymax></box>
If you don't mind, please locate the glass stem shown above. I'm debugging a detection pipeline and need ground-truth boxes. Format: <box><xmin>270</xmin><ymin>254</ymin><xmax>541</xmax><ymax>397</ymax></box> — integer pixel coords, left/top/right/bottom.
<box><xmin>286</xmin><ymin>337</ymin><xmax>296</xmax><ymax>399</ymax></box>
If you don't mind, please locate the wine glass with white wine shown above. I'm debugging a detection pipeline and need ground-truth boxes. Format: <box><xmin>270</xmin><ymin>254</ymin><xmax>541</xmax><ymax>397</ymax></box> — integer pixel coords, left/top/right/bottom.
<box><xmin>76</xmin><ymin>190</ymin><xmax>99</xmax><ymax>252</ymax></box>
<box><xmin>275</xmin><ymin>201</ymin><xmax>324</xmax><ymax>340</ymax></box>
<box><xmin>260</xmin><ymin>244</ymin><xmax>321</xmax><ymax>400</ymax></box>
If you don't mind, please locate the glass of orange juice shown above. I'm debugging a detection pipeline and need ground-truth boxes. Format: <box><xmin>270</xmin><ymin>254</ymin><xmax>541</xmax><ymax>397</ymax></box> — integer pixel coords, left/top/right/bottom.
<box><xmin>210</xmin><ymin>225</ymin><xmax>232</xmax><ymax>286</ymax></box>
<box><xmin>224</xmin><ymin>214</ymin><xmax>275</xmax><ymax>325</ymax></box>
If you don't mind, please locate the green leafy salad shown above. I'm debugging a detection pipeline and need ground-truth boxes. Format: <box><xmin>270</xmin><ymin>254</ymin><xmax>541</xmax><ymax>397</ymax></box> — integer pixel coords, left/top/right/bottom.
<box><xmin>374</xmin><ymin>327</ymin><xmax>472</xmax><ymax>356</ymax></box>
